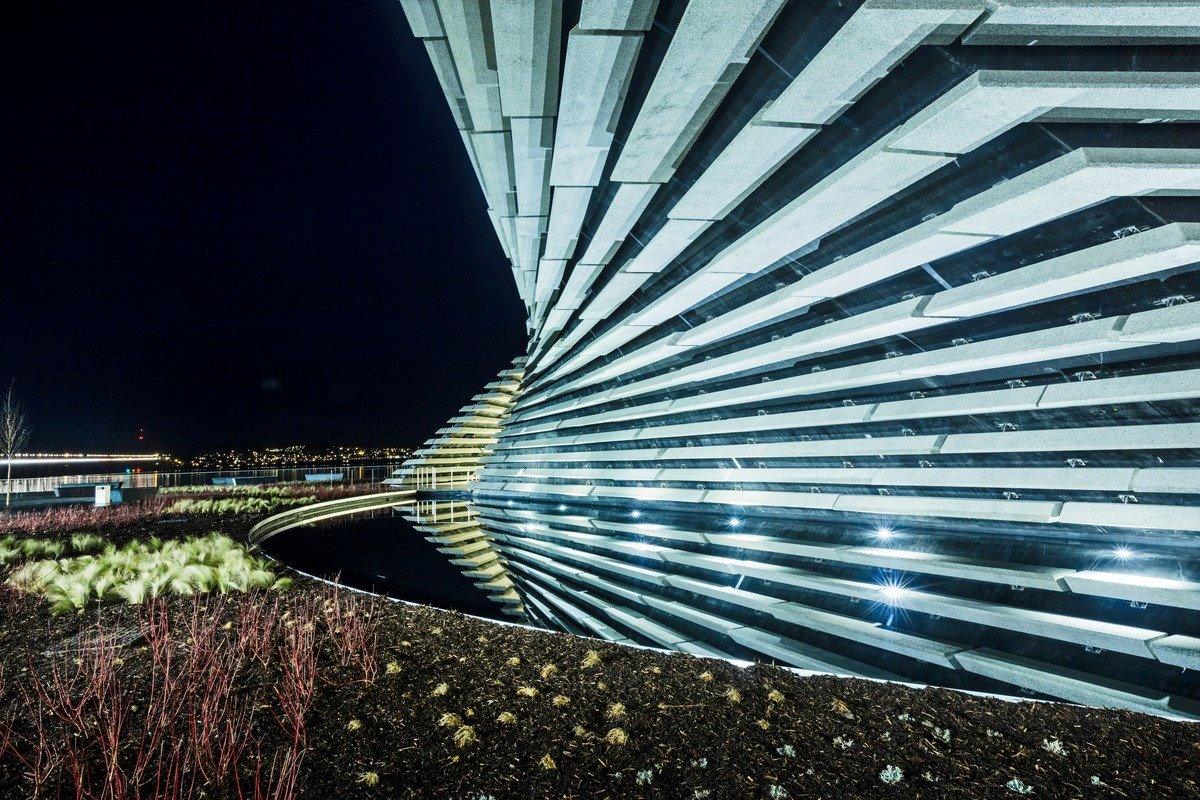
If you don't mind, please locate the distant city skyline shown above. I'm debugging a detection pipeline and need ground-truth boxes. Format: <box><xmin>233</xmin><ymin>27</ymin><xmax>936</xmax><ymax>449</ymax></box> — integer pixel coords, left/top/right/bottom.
<box><xmin>1</xmin><ymin>444</ymin><xmax>415</xmax><ymax>465</ymax></box>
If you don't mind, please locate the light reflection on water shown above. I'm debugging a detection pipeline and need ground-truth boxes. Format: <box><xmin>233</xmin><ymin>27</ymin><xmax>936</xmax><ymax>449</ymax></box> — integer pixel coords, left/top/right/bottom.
<box><xmin>260</xmin><ymin>499</ymin><xmax>510</xmax><ymax>621</ymax></box>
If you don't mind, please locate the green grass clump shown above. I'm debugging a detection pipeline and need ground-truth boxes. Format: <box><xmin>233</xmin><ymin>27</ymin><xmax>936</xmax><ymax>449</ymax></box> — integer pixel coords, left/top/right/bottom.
<box><xmin>160</xmin><ymin>484</ymin><xmax>302</xmax><ymax>498</ymax></box>
<box><xmin>166</xmin><ymin>495</ymin><xmax>318</xmax><ymax>516</ymax></box>
<box><xmin>2</xmin><ymin>532</ymin><xmax>108</xmax><ymax>567</ymax></box>
<box><xmin>5</xmin><ymin>533</ymin><xmax>289</xmax><ymax>614</ymax></box>
<box><xmin>0</xmin><ymin>537</ymin><xmax>21</xmax><ymax>566</ymax></box>
<box><xmin>69</xmin><ymin>532</ymin><xmax>105</xmax><ymax>553</ymax></box>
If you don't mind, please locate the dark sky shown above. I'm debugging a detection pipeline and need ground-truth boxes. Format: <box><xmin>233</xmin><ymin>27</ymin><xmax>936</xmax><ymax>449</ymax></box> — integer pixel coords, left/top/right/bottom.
<box><xmin>2</xmin><ymin>1</ymin><xmax>528</xmax><ymax>455</ymax></box>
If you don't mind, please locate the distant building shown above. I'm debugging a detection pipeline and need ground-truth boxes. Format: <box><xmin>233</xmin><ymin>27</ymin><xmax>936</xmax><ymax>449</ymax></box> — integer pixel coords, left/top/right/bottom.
<box><xmin>394</xmin><ymin>0</ymin><xmax>1200</xmax><ymax>718</ymax></box>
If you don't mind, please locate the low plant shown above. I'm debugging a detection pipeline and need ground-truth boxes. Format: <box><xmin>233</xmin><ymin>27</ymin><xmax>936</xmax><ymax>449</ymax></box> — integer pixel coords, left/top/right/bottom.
<box><xmin>165</xmin><ymin>495</ymin><xmax>319</xmax><ymax>516</ymax></box>
<box><xmin>69</xmin><ymin>532</ymin><xmax>105</xmax><ymax>553</ymax></box>
<box><xmin>1041</xmin><ymin>737</ymin><xmax>1067</xmax><ymax>756</ymax></box>
<box><xmin>1006</xmin><ymin>778</ymin><xmax>1034</xmax><ymax>794</ymax></box>
<box><xmin>452</xmin><ymin>725</ymin><xmax>477</xmax><ymax>747</ymax></box>
<box><xmin>4</xmin><ymin>532</ymin><xmax>287</xmax><ymax>613</ymax></box>
<box><xmin>0</xmin><ymin>590</ymin><xmax>370</xmax><ymax>800</ymax></box>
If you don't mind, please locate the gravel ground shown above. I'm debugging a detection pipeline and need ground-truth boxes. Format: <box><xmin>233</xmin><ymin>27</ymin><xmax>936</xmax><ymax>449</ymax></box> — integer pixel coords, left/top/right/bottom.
<box><xmin>1</xmin><ymin>506</ymin><xmax>1197</xmax><ymax>799</ymax></box>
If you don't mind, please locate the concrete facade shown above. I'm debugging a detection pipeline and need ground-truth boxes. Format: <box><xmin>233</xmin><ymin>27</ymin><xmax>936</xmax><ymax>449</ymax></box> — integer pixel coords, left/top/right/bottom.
<box><xmin>396</xmin><ymin>0</ymin><xmax>1200</xmax><ymax>719</ymax></box>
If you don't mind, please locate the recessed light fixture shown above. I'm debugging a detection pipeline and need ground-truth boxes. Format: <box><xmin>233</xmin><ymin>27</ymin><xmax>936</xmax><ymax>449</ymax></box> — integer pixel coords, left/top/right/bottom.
<box><xmin>630</xmin><ymin>510</ymin><xmax>641</xmax><ymax>519</ymax></box>
<box><xmin>874</xmin><ymin>526</ymin><xmax>895</xmax><ymax>541</ymax></box>
<box><xmin>1112</xmin><ymin>546</ymin><xmax>1134</xmax><ymax>560</ymax></box>
<box><xmin>728</xmin><ymin>517</ymin><xmax>742</xmax><ymax>527</ymax></box>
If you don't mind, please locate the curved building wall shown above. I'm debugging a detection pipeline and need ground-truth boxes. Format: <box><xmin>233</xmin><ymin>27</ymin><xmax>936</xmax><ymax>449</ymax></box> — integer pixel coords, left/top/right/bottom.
<box><xmin>398</xmin><ymin>0</ymin><xmax>1200</xmax><ymax>718</ymax></box>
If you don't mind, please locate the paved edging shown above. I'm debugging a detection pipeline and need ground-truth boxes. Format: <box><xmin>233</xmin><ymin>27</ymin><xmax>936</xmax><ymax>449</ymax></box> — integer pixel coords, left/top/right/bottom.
<box><xmin>247</xmin><ymin>490</ymin><xmax>416</xmax><ymax>544</ymax></box>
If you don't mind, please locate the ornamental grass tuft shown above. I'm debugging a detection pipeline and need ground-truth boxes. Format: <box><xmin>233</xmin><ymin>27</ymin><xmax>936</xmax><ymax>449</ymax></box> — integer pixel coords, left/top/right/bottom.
<box><xmin>3</xmin><ymin>532</ymin><xmax>286</xmax><ymax>614</ymax></box>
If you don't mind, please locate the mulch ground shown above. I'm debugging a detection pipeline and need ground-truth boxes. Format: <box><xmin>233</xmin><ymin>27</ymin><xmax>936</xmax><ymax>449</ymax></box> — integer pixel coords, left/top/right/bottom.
<box><xmin>1</xmin><ymin>509</ymin><xmax>1197</xmax><ymax>799</ymax></box>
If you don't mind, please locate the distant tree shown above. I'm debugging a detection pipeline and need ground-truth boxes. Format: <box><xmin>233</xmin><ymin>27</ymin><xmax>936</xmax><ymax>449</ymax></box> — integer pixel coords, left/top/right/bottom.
<box><xmin>2</xmin><ymin>383</ymin><xmax>30</xmax><ymax>508</ymax></box>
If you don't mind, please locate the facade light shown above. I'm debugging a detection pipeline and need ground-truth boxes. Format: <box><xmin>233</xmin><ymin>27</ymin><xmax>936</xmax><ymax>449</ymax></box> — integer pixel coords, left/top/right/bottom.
<box><xmin>880</xmin><ymin>583</ymin><xmax>906</xmax><ymax>605</ymax></box>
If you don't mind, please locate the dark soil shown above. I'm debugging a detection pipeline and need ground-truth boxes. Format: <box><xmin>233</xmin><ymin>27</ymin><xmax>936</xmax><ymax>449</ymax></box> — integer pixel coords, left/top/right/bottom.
<box><xmin>1</xmin><ymin>506</ymin><xmax>1198</xmax><ymax>799</ymax></box>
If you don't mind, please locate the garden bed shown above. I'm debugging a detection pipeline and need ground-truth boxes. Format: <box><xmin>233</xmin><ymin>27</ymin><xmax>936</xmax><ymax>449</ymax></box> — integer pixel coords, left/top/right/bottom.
<box><xmin>1</xmin><ymin>496</ymin><xmax>1197</xmax><ymax>799</ymax></box>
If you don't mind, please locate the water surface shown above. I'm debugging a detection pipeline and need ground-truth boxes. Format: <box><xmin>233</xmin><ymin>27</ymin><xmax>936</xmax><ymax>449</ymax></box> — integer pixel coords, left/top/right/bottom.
<box><xmin>260</xmin><ymin>507</ymin><xmax>506</xmax><ymax>620</ymax></box>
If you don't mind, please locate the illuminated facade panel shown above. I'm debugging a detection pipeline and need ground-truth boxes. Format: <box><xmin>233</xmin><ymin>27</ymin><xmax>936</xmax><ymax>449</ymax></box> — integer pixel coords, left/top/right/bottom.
<box><xmin>397</xmin><ymin>0</ymin><xmax>1200</xmax><ymax>718</ymax></box>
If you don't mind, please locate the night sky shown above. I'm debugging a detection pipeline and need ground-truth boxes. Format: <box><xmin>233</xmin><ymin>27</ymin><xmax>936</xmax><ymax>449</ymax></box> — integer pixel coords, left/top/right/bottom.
<box><xmin>3</xmin><ymin>1</ymin><xmax>528</xmax><ymax>454</ymax></box>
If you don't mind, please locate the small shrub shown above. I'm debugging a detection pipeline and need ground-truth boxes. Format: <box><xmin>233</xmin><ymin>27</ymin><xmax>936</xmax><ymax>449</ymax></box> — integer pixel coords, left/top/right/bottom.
<box><xmin>1006</xmin><ymin>778</ymin><xmax>1034</xmax><ymax>795</ymax></box>
<box><xmin>1041</xmin><ymin>737</ymin><xmax>1067</xmax><ymax>756</ymax></box>
<box><xmin>452</xmin><ymin>725</ymin><xmax>477</xmax><ymax>747</ymax></box>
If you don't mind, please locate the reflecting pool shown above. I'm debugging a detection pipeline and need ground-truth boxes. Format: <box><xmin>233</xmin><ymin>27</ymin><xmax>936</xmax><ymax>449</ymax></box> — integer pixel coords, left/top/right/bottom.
<box><xmin>259</xmin><ymin>501</ymin><xmax>509</xmax><ymax>621</ymax></box>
